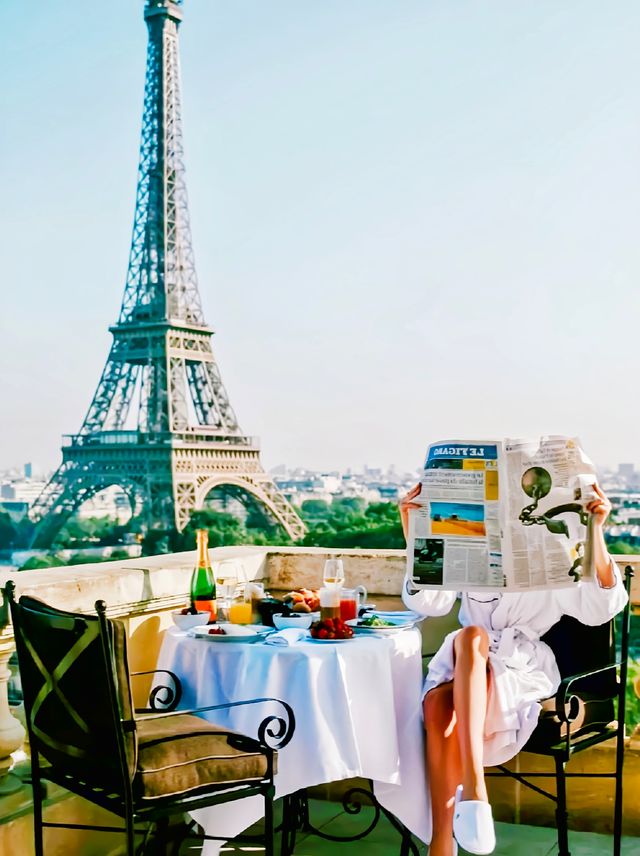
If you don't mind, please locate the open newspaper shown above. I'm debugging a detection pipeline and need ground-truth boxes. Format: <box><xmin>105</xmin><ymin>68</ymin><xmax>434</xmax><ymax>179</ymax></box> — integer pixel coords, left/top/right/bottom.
<box><xmin>407</xmin><ymin>436</ymin><xmax>598</xmax><ymax>592</ymax></box>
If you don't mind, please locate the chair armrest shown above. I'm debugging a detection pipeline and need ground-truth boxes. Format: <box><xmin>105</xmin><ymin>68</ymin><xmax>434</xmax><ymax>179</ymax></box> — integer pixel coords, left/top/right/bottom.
<box><xmin>554</xmin><ymin>661</ymin><xmax>623</xmax><ymax>724</ymax></box>
<box><xmin>131</xmin><ymin>669</ymin><xmax>183</xmax><ymax>713</ymax></box>
<box><xmin>131</xmin><ymin>696</ymin><xmax>296</xmax><ymax>750</ymax></box>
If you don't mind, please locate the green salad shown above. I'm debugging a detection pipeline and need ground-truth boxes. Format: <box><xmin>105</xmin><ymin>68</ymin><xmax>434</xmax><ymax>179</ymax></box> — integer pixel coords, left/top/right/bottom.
<box><xmin>359</xmin><ymin>616</ymin><xmax>396</xmax><ymax>627</ymax></box>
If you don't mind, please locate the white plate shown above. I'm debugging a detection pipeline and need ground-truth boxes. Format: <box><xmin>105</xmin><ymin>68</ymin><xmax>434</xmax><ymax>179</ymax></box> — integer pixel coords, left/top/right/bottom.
<box><xmin>307</xmin><ymin>635</ymin><xmax>355</xmax><ymax>643</ymax></box>
<box><xmin>191</xmin><ymin>624</ymin><xmax>272</xmax><ymax>644</ymax></box>
<box><xmin>346</xmin><ymin>617</ymin><xmax>415</xmax><ymax>634</ymax></box>
<box><xmin>364</xmin><ymin>610</ymin><xmax>422</xmax><ymax>623</ymax></box>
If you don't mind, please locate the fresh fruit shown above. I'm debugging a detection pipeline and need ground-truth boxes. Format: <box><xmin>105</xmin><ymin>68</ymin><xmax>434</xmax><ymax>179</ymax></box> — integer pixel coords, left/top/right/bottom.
<box><xmin>208</xmin><ymin>626</ymin><xmax>226</xmax><ymax>636</ymax></box>
<box><xmin>180</xmin><ymin>606</ymin><xmax>199</xmax><ymax>616</ymax></box>
<box><xmin>309</xmin><ymin>618</ymin><xmax>354</xmax><ymax>640</ymax></box>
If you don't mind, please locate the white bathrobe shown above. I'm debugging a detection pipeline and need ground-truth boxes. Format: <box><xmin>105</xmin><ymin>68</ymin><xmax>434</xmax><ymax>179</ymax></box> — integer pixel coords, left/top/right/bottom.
<box><xmin>402</xmin><ymin>561</ymin><xmax>629</xmax><ymax>766</ymax></box>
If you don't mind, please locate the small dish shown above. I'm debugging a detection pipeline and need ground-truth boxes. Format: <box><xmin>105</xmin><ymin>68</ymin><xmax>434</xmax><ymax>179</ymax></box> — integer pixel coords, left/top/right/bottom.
<box><xmin>370</xmin><ymin>610</ymin><xmax>422</xmax><ymax>623</ymax></box>
<box><xmin>191</xmin><ymin>624</ymin><xmax>271</xmax><ymax>644</ymax></box>
<box><xmin>346</xmin><ymin>617</ymin><xmax>411</xmax><ymax>634</ymax></box>
<box><xmin>171</xmin><ymin>610</ymin><xmax>210</xmax><ymax>630</ymax></box>
<box><xmin>273</xmin><ymin>613</ymin><xmax>313</xmax><ymax>630</ymax></box>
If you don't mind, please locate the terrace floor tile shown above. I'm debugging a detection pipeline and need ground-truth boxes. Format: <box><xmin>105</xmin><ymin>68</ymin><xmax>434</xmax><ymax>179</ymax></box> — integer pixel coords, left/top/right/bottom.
<box><xmin>197</xmin><ymin>799</ymin><xmax>640</xmax><ymax>855</ymax></box>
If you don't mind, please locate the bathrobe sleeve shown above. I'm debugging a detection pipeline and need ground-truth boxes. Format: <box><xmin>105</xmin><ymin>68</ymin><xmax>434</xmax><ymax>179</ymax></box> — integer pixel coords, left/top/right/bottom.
<box><xmin>401</xmin><ymin>572</ymin><xmax>457</xmax><ymax>617</ymax></box>
<box><xmin>555</xmin><ymin>557</ymin><xmax>628</xmax><ymax>626</ymax></box>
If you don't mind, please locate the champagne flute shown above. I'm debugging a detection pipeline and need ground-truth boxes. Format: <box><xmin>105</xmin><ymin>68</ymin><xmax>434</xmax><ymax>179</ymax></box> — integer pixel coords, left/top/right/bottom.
<box><xmin>323</xmin><ymin>558</ymin><xmax>345</xmax><ymax>589</ymax></box>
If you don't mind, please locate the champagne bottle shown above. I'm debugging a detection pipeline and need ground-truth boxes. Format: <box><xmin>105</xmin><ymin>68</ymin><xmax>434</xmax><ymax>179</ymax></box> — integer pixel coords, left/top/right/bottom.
<box><xmin>190</xmin><ymin>529</ymin><xmax>216</xmax><ymax>620</ymax></box>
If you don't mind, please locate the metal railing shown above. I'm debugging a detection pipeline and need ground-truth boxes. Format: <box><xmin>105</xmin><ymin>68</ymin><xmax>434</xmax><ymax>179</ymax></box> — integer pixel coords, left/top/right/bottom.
<box><xmin>62</xmin><ymin>431</ymin><xmax>260</xmax><ymax>449</ymax></box>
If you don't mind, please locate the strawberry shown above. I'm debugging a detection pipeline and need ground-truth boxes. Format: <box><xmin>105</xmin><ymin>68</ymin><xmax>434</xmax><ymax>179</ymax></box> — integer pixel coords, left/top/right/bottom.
<box><xmin>317</xmin><ymin>628</ymin><xmax>328</xmax><ymax>639</ymax></box>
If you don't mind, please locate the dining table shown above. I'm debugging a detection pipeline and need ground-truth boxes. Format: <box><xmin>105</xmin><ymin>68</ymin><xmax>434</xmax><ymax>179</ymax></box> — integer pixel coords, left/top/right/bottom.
<box><xmin>155</xmin><ymin>621</ymin><xmax>430</xmax><ymax>855</ymax></box>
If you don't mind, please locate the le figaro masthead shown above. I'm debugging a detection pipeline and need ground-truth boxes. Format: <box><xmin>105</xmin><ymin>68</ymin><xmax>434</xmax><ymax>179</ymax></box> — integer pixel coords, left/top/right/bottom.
<box><xmin>30</xmin><ymin>0</ymin><xmax>305</xmax><ymax>544</ymax></box>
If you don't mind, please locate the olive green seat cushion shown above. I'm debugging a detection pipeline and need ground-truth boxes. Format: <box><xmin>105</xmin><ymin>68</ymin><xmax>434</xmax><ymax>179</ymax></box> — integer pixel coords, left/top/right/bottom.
<box><xmin>135</xmin><ymin>713</ymin><xmax>275</xmax><ymax>800</ymax></box>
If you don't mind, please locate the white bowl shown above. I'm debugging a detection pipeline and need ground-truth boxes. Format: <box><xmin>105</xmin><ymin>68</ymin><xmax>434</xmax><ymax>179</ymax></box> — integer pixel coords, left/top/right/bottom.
<box><xmin>172</xmin><ymin>610</ymin><xmax>210</xmax><ymax>630</ymax></box>
<box><xmin>273</xmin><ymin>613</ymin><xmax>313</xmax><ymax>630</ymax></box>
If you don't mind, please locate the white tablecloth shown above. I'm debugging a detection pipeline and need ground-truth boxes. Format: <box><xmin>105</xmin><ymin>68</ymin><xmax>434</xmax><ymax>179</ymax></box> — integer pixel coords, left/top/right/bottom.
<box><xmin>156</xmin><ymin>627</ymin><xmax>430</xmax><ymax>853</ymax></box>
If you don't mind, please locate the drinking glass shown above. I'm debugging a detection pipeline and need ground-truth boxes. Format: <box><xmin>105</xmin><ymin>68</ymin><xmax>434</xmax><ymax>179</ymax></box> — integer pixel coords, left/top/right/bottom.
<box><xmin>319</xmin><ymin>586</ymin><xmax>341</xmax><ymax>621</ymax></box>
<box><xmin>245</xmin><ymin>581</ymin><xmax>265</xmax><ymax>623</ymax></box>
<box><xmin>323</xmin><ymin>558</ymin><xmax>345</xmax><ymax>589</ymax></box>
<box><xmin>229</xmin><ymin>594</ymin><xmax>252</xmax><ymax>625</ymax></box>
<box><xmin>215</xmin><ymin>559</ymin><xmax>243</xmax><ymax>622</ymax></box>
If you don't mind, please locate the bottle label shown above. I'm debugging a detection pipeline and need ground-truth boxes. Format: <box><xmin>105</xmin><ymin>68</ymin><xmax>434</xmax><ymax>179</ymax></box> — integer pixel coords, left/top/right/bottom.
<box><xmin>193</xmin><ymin>599</ymin><xmax>217</xmax><ymax>619</ymax></box>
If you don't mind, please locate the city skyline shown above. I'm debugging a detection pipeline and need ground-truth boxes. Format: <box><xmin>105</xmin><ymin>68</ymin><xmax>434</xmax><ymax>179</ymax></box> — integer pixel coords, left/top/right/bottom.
<box><xmin>2</xmin><ymin>1</ymin><xmax>640</xmax><ymax>476</ymax></box>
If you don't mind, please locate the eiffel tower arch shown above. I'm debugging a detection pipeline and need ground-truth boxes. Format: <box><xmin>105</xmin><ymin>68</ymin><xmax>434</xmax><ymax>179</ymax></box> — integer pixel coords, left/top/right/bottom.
<box><xmin>30</xmin><ymin>0</ymin><xmax>305</xmax><ymax>546</ymax></box>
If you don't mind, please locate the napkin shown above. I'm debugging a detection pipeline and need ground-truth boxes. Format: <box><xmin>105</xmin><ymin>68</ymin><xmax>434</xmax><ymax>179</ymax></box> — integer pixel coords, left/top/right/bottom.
<box><xmin>264</xmin><ymin>628</ymin><xmax>308</xmax><ymax>647</ymax></box>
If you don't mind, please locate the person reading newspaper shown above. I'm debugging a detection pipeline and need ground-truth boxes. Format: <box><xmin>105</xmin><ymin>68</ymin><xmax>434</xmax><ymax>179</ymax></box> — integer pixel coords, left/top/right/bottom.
<box><xmin>399</xmin><ymin>482</ymin><xmax>627</xmax><ymax>856</ymax></box>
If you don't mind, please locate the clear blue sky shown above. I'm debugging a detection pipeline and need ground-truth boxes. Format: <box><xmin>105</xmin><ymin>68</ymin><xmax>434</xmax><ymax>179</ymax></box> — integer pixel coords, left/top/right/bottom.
<box><xmin>1</xmin><ymin>1</ymin><xmax>639</xmax><ymax>475</ymax></box>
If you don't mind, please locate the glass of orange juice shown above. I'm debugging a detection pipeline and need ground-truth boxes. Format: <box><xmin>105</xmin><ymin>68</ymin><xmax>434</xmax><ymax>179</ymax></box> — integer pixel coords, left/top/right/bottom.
<box><xmin>229</xmin><ymin>594</ymin><xmax>252</xmax><ymax>625</ymax></box>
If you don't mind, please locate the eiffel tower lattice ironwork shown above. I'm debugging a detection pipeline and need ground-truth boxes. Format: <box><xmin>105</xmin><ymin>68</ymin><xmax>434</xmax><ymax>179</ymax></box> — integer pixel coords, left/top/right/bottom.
<box><xmin>30</xmin><ymin>0</ymin><xmax>305</xmax><ymax>545</ymax></box>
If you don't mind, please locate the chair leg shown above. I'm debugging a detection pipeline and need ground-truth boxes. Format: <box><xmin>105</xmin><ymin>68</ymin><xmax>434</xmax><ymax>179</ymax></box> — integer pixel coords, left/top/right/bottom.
<box><xmin>399</xmin><ymin>828</ymin><xmax>412</xmax><ymax>856</ymax></box>
<box><xmin>31</xmin><ymin>755</ymin><xmax>44</xmax><ymax>856</ymax></box>
<box><xmin>554</xmin><ymin>757</ymin><xmax>570</xmax><ymax>856</ymax></box>
<box><xmin>613</xmin><ymin>726</ymin><xmax>625</xmax><ymax>856</ymax></box>
<box><xmin>280</xmin><ymin>793</ymin><xmax>296</xmax><ymax>856</ymax></box>
<box><xmin>125</xmin><ymin>813</ymin><xmax>136</xmax><ymax>856</ymax></box>
<box><xmin>264</xmin><ymin>785</ymin><xmax>275</xmax><ymax>856</ymax></box>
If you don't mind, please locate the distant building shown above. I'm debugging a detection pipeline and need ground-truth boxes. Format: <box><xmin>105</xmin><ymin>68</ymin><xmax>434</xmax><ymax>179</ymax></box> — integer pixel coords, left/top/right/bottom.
<box><xmin>0</xmin><ymin>480</ymin><xmax>47</xmax><ymax>505</ymax></box>
<box><xmin>76</xmin><ymin>486</ymin><xmax>132</xmax><ymax>522</ymax></box>
<box><xmin>618</xmin><ymin>463</ymin><xmax>636</xmax><ymax>479</ymax></box>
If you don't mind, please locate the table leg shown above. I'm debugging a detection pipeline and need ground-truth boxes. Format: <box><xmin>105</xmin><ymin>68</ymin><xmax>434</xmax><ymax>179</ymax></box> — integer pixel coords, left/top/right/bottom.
<box><xmin>280</xmin><ymin>785</ymin><xmax>420</xmax><ymax>854</ymax></box>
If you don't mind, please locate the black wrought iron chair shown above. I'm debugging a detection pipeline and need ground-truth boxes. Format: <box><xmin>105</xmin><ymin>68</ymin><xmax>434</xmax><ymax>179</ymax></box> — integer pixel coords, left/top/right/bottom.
<box><xmin>486</xmin><ymin>565</ymin><xmax>634</xmax><ymax>856</ymax></box>
<box><xmin>5</xmin><ymin>581</ymin><xmax>295</xmax><ymax>856</ymax></box>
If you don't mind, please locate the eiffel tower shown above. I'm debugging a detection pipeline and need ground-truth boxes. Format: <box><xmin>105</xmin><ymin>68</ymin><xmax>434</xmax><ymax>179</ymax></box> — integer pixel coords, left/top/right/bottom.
<box><xmin>30</xmin><ymin>0</ymin><xmax>305</xmax><ymax>546</ymax></box>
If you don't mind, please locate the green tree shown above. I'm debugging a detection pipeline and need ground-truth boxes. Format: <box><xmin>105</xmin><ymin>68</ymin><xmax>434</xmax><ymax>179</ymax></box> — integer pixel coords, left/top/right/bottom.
<box><xmin>605</xmin><ymin>537</ymin><xmax>640</xmax><ymax>555</ymax></box>
<box><xmin>14</xmin><ymin>516</ymin><xmax>35</xmax><ymax>549</ymax></box>
<box><xmin>19</xmin><ymin>554</ymin><xmax>65</xmax><ymax>571</ymax></box>
<box><xmin>331</xmin><ymin>497</ymin><xmax>367</xmax><ymax>515</ymax></box>
<box><xmin>300</xmin><ymin>498</ymin><xmax>404</xmax><ymax>549</ymax></box>
<box><xmin>67</xmin><ymin>552</ymin><xmax>106</xmax><ymax>565</ymax></box>
<box><xmin>0</xmin><ymin>512</ymin><xmax>17</xmax><ymax>550</ymax></box>
<box><xmin>300</xmin><ymin>499</ymin><xmax>331</xmax><ymax>520</ymax></box>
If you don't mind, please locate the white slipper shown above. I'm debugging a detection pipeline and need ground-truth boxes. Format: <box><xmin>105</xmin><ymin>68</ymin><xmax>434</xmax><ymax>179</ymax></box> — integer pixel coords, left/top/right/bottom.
<box><xmin>453</xmin><ymin>785</ymin><xmax>496</xmax><ymax>855</ymax></box>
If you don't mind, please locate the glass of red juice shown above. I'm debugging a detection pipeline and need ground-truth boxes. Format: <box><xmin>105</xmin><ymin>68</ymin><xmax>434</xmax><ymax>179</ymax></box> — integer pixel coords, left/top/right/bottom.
<box><xmin>339</xmin><ymin>592</ymin><xmax>358</xmax><ymax>622</ymax></box>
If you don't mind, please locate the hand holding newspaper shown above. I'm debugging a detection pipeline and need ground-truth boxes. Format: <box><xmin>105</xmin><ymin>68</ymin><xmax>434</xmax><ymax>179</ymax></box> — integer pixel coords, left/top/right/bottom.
<box><xmin>407</xmin><ymin>436</ymin><xmax>598</xmax><ymax>592</ymax></box>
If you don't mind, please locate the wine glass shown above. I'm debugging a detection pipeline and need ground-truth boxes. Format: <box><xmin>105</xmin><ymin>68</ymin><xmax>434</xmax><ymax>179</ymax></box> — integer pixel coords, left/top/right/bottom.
<box><xmin>215</xmin><ymin>559</ymin><xmax>243</xmax><ymax>620</ymax></box>
<box><xmin>323</xmin><ymin>558</ymin><xmax>345</xmax><ymax>589</ymax></box>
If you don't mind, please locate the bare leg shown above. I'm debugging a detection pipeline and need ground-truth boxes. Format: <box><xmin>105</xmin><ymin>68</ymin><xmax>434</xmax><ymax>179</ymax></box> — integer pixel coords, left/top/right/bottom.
<box><xmin>424</xmin><ymin>683</ymin><xmax>460</xmax><ymax>856</ymax></box>
<box><xmin>453</xmin><ymin>625</ymin><xmax>490</xmax><ymax>802</ymax></box>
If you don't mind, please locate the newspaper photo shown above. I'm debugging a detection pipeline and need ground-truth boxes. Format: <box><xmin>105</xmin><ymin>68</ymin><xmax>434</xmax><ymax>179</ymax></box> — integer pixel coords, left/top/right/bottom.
<box><xmin>407</xmin><ymin>437</ymin><xmax>597</xmax><ymax>592</ymax></box>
